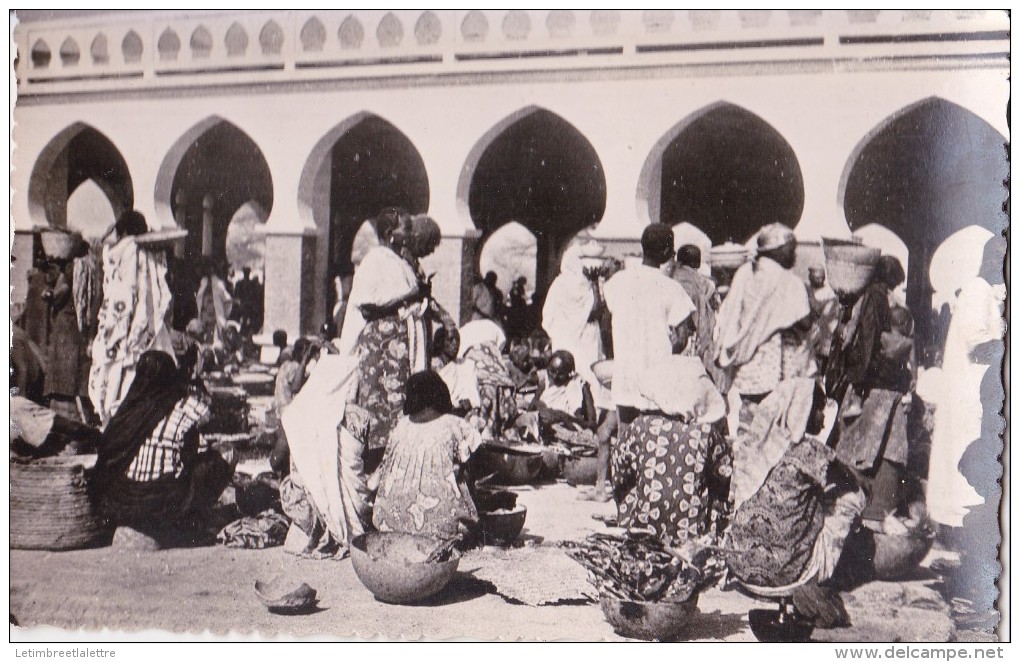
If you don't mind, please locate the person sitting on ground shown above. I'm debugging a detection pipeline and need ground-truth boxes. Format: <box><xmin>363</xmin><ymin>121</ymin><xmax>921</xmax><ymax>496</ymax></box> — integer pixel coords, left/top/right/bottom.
<box><xmin>528</xmin><ymin>328</ymin><xmax>553</xmax><ymax>372</ymax></box>
<box><xmin>219</xmin><ymin>321</ymin><xmax>260</xmax><ymax>368</ymax></box>
<box><xmin>430</xmin><ymin>326</ymin><xmax>461</xmax><ymax>371</ymax></box>
<box><xmin>612</xmin><ymin>344</ymin><xmax>730</xmax><ymax>547</ymax></box>
<box><xmin>373</xmin><ymin>370</ymin><xmax>484</xmax><ymax>542</ymax></box>
<box><xmin>92</xmin><ymin>349</ymin><xmax>233</xmax><ymax>546</ymax></box>
<box><xmin>536</xmin><ymin>350</ymin><xmax>597</xmax><ymax>435</ymax></box>
<box><xmin>460</xmin><ymin>320</ymin><xmax>521</xmax><ymax>441</ymax></box>
<box><xmin>10</xmin><ymin>363</ymin><xmax>100</xmax><ymax>459</ymax></box>
<box><xmin>272</xmin><ymin>329</ymin><xmax>290</xmax><ymax>365</ymax></box>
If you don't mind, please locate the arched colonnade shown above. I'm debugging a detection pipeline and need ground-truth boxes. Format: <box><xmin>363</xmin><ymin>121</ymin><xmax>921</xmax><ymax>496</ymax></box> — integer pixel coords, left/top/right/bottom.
<box><xmin>18</xmin><ymin>96</ymin><xmax>1005</xmax><ymax>345</ymax></box>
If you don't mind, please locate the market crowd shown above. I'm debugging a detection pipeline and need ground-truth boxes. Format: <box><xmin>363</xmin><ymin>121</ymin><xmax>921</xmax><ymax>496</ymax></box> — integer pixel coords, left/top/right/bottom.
<box><xmin>11</xmin><ymin>206</ymin><xmax>1004</xmax><ymax>628</ymax></box>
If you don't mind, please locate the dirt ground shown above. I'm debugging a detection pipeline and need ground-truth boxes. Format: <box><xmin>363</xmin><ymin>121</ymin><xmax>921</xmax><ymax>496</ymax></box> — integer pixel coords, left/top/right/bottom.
<box><xmin>10</xmin><ymin>482</ymin><xmax>969</xmax><ymax>642</ymax></box>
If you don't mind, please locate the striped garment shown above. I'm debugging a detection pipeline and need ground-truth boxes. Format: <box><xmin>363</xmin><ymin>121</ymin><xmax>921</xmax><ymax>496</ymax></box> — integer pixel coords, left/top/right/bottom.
<box><xmin>125</xmin><ymin>394</ymin><xmax>212</xmax><ymax>482</ymax></box>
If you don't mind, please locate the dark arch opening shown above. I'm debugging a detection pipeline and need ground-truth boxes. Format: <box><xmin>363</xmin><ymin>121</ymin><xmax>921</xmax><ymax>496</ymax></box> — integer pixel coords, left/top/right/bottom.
<box><xmin>169</xmin><ymin>119</ymin><xmax>273</xmax><ymax>268</ymax></box>
<box><xmin>843</xmin><ymin>98</ymin><xmax>1008</xmax><ymax>362</ymax></box>
<box><xmin>29</xmin><ymin>124</ymin><xmax>134</xmax><ymax>230</ymax></box>
<box><xmin>468</xmin><ymin>108</ymin><xmax>606</xmax><ymax>307</ymax></box>
<box><xmin>657</xmin><ymin>104</ymin><xmax>804</xmax><ymax>245</ymax></box>
<box><xmin>326</xmin><ymin>115</ymin><xmax>430</xmax><ymax>282</ymax></box>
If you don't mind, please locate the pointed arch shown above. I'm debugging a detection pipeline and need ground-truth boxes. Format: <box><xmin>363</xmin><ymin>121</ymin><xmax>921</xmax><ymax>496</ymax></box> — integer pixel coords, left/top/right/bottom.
<box><xmin>638</xmin><ymin>101</ymin><xmax>804</xmax><ymax>245</ymax></box>
<box><xmin>155</xmin><ymin>116</ymin><xmax>273</xmax><ymax>262</ymax></box>
<box><xmin>840</xmin><ymin>96</ymin><xmax>1008</xmax><ymax>362</ymax></box>
<box><xmin>459</xmin><ymin>106</ymin><xmax>606</xmax><ymax>303</ymax></box>
<box><xmin>27</xmin><ymin>123</ymin><xmax>134</xmax><ymax>229</ymax></box>
<box><xmin>839</xmin><ymin>96</ymin><xmax>1008</xmax><ymax>243</ymax></box>
<box><xmin>298</xmin><ymin>112</ymin><xmax>431</xmax><ymax>329</ymax></box>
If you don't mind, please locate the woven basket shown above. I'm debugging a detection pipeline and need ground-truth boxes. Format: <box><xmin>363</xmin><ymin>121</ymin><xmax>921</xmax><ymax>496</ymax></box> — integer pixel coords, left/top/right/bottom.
<box><xmin>39</xmin><ymin>231</ymin><xmax>78</xmax><ymax>260</ymax></box>
<box><xmin>822</xmin><ymin>238</ymin><xmax>880</xmax><ymax>295</ymax></box>
<box><xmin>10</xmin><ymin>455</ymin><xmax>112</xmax><ymax>551</ymax></box>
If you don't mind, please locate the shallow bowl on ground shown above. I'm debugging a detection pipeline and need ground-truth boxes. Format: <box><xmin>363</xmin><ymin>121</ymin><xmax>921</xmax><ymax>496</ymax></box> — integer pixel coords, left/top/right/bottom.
<box><xmin>748</xmin><ymin>608</ymin><xmax>814</xmax><ymax>642</ymax></box>
<box><xmin>253</xmin><ymin>579</ymin><xmax>318</xmax><ymax>614</ymax></box>
<box><xmin>600</xmin><ymin>595</ymin><xmax>699</xmax><ymax>641</ymax></box>
<box><xmin>477</xmin><ymin>448</ymin><xmax>544</xmax><ymax>486</ymax></box>
<box><xmin>561</xmin><ymin>454</ymin><xmax>599</xmax><ymax>486</ymax></box>
<box><xmin>351</xmin><ymin>532</ymin><xmax>461</xmax><ymax>604</ymax></box>
<box><xmin>872</xmin><ymin>531</ymin><xmax>935</xmax><ymax>580</ymax></box>
<box><xmin>480</xmin><ymin>504</ymin><xmax>528</xmax><ymax>546</ymax></box>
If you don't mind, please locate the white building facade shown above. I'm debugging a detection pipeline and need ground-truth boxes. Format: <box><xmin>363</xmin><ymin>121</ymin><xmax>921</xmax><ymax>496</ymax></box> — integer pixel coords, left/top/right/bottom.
<box><xmin>12</xmin><ymin>10</ymin><xmax>1009</xmax><ymax>355</ymax></box>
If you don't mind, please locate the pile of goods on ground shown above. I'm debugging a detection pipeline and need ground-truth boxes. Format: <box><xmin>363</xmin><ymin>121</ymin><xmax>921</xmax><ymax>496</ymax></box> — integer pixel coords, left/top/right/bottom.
<box><xmin>565</xmin><ymin>532</ymin><xmax>724</xmax><ymax>603</ymax></box>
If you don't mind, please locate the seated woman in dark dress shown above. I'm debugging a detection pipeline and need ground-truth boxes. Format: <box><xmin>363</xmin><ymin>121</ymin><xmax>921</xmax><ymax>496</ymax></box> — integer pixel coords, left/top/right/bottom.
<box><xmin>93</xmin><ymin>349</ymin><xmax>233</xmax><ymax>545</ymax></box>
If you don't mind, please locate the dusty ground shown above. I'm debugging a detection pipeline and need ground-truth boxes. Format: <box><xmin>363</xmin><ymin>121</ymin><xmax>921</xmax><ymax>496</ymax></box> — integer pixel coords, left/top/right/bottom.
<box><xmin>10</xmin><ymin>482</ymin><xmax>967</xmax><ymax>642</ymax></box>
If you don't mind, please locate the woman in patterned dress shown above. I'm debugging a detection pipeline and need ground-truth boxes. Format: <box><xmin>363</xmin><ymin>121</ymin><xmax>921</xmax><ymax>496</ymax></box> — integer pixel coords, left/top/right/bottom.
<box><xmin>338</xmin><ymin>209</ymin><xmax>434</xmax><ymax>465</ymax></box>
<box><xmin>726</xmin><ymin>379</ymin><xmax>863</xmax><ymax>590</ymax></box>
<box><xmin>373</xmin><ymin>371</ymin><xmax>484</xmax><ymax>541</ymax></box>
<box><xmin>612</xmin><ymin>356</ymin><xmax>731</xmax><ymax>547</ymax></box>
<box><xmin>457</xmin><ymin>319</ymin><xmax>519</xmax><ymax>442</ymax></box>
<box><xmin>88</xmin><ymin>211</ymin><xmax>176</xmax><ymax>424</ymax></box>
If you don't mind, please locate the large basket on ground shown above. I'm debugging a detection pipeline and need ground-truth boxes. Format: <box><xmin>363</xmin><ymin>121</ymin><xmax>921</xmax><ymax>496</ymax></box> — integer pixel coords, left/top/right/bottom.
<box><xmin>10</xmin><ymin>455</ymin><xmax>112</xmax><ymax>550</ymax></box>
<box><xmin>39</xmin><ymin>230</ymin><xmax>80</xmax><ymax>260</ymax></box>
<box><xmin>822</xmin><ymin>237</ymin><xmax>881</xmax><ymax>295</ymax></box>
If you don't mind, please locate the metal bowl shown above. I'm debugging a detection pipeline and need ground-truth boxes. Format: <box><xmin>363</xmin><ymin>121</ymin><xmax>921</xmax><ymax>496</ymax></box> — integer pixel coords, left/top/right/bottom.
<box><xmin>561</xmin><ymin>454</ymin><xmax>599</xmax><ymax>486</ymax></box>
<box><xmin>477</xmin><ymin>448</ymin><xmax>544</xmax><ymax>486</ymax></box>
<box><xmin>350</xmin><ymin>532</ymin><xmax>461</xmax><ymax>605</ymax></box>
<box><xmin>254</xmin><ymin>579</ymin><xmax>318</xmax><ymax>614</ymax></box>
<box><xmin>480</xmin><ymin>504</ymin><xmax>527</xmax><ymax>546</ymax></box>
<box><xmin>601</xmin><ymin>595</ymin><xmax>699</xmax><ymax>641</ymax></box>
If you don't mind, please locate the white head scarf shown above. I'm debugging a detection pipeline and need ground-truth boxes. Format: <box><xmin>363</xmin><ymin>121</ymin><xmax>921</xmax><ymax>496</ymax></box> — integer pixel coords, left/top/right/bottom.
<box><xmin>637</xmin><ymin>356</ymin><xmax>727</xmax><ymax>424</ymax></box>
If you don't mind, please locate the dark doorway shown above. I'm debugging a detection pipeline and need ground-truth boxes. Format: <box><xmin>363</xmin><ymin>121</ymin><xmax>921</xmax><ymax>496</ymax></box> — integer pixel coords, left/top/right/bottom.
<box><xmin>843</xmin><ymin>98</ymin><xmax>1008</xmax><ymax>361</ymax></box>
<box><xmin>468</xmin><ymin>108</ymin><xmax>606</xmax><ymax>309</ymax></box>
<box><xmin>658</xmin><ymin>103</ymin><xmax>804</xmax><ymax>245</ymax></box>
<box><xmin>170</xmin><ymin>120</ymin><xmax>273</xmax><ymax>268</ymax></box>
<box><xmin>327</xmin><ymin>116</ymin><xmax>430</xmax><ymax>280</ymax></box>
<box><xmin>30</xmin><ymin>124</ymin><xmax>134</xmax><ymax>231</ymax></box>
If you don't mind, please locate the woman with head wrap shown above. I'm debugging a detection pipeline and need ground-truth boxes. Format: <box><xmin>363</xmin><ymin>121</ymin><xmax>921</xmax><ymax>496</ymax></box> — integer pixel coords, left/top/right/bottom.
<box><xmin>542</xmin><ymin>241</ymin><xmax>607</xmax><ymax>406</ymax></box>
<box><xmin>456</xmin><ymin>319</ymin><xmax>519</xmax><ymax>442</ymax></box>
<box><xmin>726</xmin><ymin>379</ymin><xmax>863</xmax><ymax>620</ymax></box>
<box><xmin>825</xmin><ymin>255</ymin><xmax>913</xmax><ymax>523</ymax></box>
<box><xmin>715</xmin><ymin>224</ymin><xmax>814</xmax><ymax>430</ymax></box>
<box><xmin>336</xmin><ymin>208</ymin><xmax>432</xmax><ymax>456</ymax></box>
<box><xmin>396</xmin><ymin>214</ymin><xmax>457</xmax><ymax>338</ymax></box>
<box><xmin>372</xmin><ymin>370</ymin><xmax>484</xmax><ymax>541</ymax></box>
<box><xmin>612</xmin><ymin>355</ymin><xmax>731</xmax><ymax>547</ymax></box>
<box><xmin>88</xmin><ymin>210</ymin><xmax>176</xmax><ymax>424</ymax></box>
<box><xmin>93</xmin><ymin>350</ymin><xmax>232</xmax><ymax>544</ymax></box>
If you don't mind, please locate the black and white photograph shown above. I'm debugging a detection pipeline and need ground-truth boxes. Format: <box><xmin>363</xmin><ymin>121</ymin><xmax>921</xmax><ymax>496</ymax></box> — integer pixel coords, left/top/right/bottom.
<box><xmin>7</xmin><ymin>8</ymin><xmax>1009</xmax><ymax>647</ymax></box>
